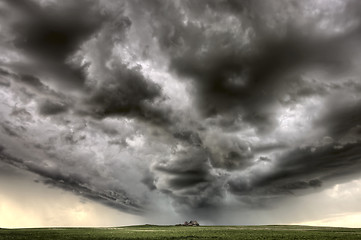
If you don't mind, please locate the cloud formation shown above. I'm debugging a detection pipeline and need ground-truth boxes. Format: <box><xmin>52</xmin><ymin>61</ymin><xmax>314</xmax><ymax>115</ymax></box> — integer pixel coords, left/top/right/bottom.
<box><xmin>1</xmin><ymin>0</ymin><xmax>361</xmax><ymax>223</ymax></box>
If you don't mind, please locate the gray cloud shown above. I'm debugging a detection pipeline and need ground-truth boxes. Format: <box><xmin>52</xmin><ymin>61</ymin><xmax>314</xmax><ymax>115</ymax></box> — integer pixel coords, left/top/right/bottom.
<box><xmin>1</xmin><ymin>0</ymin><xmax>361</xmax><ymax>224</ymax></box>
<box><xmin>229</xmin><ymin>141</ymin><xmax>361</xmax><ymax>201</ymax></box>
<box><xmin>138</xmin><ymin>0</ymin><xmax>361</xmax><ymax>134</ymax></box>
<box><xmin>3</xmin><ymin>0</ymin><xmax>104</xmax><ymax>88</ymax></box>
<box><xmin>38</xmin><ymin>99</ymin><xmax>68</xmax><ymax>115</ymax></box>
<box><xmin>83</xmin><ymin>65</ymin><xmax>170</xmax><ymax>124</ymax></box>
<box><xmin>0</xmin><ymin>144</ymin><xmax>144</xmax><ymax>214</ymax></box>
<box><xmin>315</xmin><ymin>100</ymin><xmax>361</xmax><ymax>141</ymax></box>
<box><xmin>153</xmin><ymin>146</ymin><xmax>226</xmax><ymax>211</ymax></box>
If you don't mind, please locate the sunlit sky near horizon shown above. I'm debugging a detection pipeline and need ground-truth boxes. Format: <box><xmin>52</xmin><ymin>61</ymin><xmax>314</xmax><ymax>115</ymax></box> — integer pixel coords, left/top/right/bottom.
<box><xmin>1</xmin><ymin>0</ymin><xmax>361</xmax><ymax>228</ymax></box>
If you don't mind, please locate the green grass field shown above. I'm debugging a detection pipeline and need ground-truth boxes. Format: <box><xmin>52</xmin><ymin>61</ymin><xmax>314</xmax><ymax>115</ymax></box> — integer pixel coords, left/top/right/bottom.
<box><xmin>1</xmin><ymin>225</ymin><xmax>361</xmax><ymax>240</ymax></box>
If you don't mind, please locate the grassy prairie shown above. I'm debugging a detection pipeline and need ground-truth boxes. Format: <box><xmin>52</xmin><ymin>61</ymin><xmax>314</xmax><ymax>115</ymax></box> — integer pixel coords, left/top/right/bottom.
<box><xmin>1</xmin><ymin>225</ymin><xmax>361</xmax><ymax>240</ymax></box>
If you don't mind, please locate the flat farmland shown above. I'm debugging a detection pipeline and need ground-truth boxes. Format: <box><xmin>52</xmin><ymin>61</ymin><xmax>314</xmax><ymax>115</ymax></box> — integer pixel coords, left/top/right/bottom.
<box><xmin>1</xmin><ymin>225</ymin><xmax>361</xmax><ymax>240</ymax></box>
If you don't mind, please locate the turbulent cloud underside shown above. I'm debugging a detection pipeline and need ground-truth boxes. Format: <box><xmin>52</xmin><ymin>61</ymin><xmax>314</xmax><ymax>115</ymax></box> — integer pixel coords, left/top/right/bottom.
<box><xmin>1</xmin><ymin>0</ymin><xmax>361</xmax><ymax>222</ymax></box>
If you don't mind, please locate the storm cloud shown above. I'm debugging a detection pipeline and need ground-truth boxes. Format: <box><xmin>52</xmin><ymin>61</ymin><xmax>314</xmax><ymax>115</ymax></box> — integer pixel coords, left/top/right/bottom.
<box><xmin>1</xmin><ymin>0</ymin><xmax>361</xmax><ymax>224</ymax></box>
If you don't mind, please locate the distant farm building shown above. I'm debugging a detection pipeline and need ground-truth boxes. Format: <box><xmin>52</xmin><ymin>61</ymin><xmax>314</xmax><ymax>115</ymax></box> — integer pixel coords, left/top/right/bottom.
<box><xmin>176</xmin><ymin>220</ymin><xmax>200</xmax><ymax>226</ymax></box>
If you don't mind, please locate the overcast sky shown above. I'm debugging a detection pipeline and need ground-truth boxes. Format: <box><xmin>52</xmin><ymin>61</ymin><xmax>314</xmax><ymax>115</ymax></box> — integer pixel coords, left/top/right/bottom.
<box><xmin>1</xmin><ymin>0</ymin><xmax>361</xmax><ymax>228</ymax></box>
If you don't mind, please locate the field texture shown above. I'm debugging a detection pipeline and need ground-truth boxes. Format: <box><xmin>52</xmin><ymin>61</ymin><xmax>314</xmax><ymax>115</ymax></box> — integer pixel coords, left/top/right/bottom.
<box><xmin>1</xmin><ymin>225</ymin><xmax>361</xmax><ymax>240</ymax></box>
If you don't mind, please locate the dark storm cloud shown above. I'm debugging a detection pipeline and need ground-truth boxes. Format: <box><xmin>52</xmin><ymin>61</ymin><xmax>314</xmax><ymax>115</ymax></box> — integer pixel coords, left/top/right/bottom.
<box><xmin>155</xmin><ymin>157</ymin><xmax>210</xmax><ymax>190</ymax></box>
<box><xmin>0</xmin><ymin>67</ymin><xmax>12</xmax><ymax>87</ymax></box>
<box><xmin>0</xmin><ymin>80</ymin><xmax>10</xmax><ymax>88</ymax></box>
<box><xmin>315</xmin><ymin>100</ymin><xmax>361</xmax><ymax>141</ymax></box>
<box><xmin>141</xmin><ymin>171</ymin><xmax>157</xmax><ymax>191</ymax></box>
<box><xmin>173</xmin><ymin>130</ymin><xmax>202</xmax><ymax>146</ymax></box>
<box><xmin>18</xmin><ymin>74</ymin><xmax>43</xmax><ymax>89</ymax></box>
<box><xmin>8</xmin><ymin>70</ymin><xmax>71</xmax><ymax>116</ymax></box>
<box><xmin>192</xmin><ymin>131</ymin><xmax>254</xmax><ymax>171</ymax></box>
<box><xmin>85</xmin><ymin>66</ymin><xmax>170</xmax><ymax>124</ymax></box>
<box><xmin>153</xmin><ymin>147</ymin><xmax>226</xmax><ymax>209</ymax></box>
<box><xmin>0</xmin><ymin>67</ymin><xmax>11</xmax><ymax>77</ymax></box>
<box><xmin>0</xmin><ymin>67</ymin><xmax>46</xmax><ymax>92</ymax></box>
<box><xmin>150</xmin><ymin>0</ymin><xmax>361</xmax><ymax>132</ymax></box>
<box><xmin>41</xmin><ymin>178</ymin><xmax>143</xmax><ymax>214</ymax></box>
<box><xmin>2</xmin><ymin>0</ymin><xmax>361</xmax><ymax>221</ymax></box>
<box><xmin>2</xmin><ymin>0</ymin><xmax>170</xmax><ymax>124</ymax></box>
<box><xmin>0</xmin><ymin>145</ymin><xmax>143</xmax><ymax>214</ymax></box>
<box><xmin>38</xmin><ymin>99</ymin><xmax>68</xmax><ymax>115</ymax></box>
<box><xmin>229</xmin><ymin>141</ymin><xmax>361</xmax><ymax>200</ymax></box>
<box><xmin>3</xmin><ymin>0</ymin><xmax>104</xmax><ymax>88</ymax></box>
